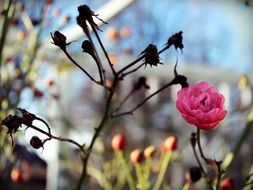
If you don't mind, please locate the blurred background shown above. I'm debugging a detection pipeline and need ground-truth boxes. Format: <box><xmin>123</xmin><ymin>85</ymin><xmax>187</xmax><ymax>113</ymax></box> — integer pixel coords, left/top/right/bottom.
<box><xmin>1</xmin><ymin>0</ymin><xmax>253</xmax><ymax>189</ymax></box>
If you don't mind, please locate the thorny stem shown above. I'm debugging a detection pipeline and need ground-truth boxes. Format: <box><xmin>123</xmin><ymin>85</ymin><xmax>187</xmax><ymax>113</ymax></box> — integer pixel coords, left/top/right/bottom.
<box><xmin>191</xmin><ymin>137</ymin><xmax>206</xmax><ymax>176</ymax></box>
<box><xmin>76</xmin><ymin>85</ymin><xmax>116</xmax><ymax>190</ymax></box>
<box><xmin>196</xmin><ymin>128</ymin><xmax>208</xmax><ymax>163</ymax></box>
<box><xmin>62</xmin><ymin>49</ymin><xmax>100</xmax><ymax>85</ymax></box>
<box><xmin>90</xmin><ymin>23</ymin><xmax>116</xmax><ymax>77</ymax></box>
<box><xmin>196</xmin><ymin>128</ymin><xmax>219</xmax><ymax>190</ymax></box>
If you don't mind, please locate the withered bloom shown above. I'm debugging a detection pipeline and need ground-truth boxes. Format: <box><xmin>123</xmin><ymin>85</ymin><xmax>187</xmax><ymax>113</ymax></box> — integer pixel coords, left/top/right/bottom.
<box><xmin>1</xmin><ymin>115</ymin><xmax>22</xmax><ymax>135</ymax></box>
<box><xmin>50</xmin><ymin>31</ymin><xmax>70</xmax><ymax>50</ymax></box>
<box><xmin>140</xmin><ymin>44</ymin><xmax>162</xmax><ymax>67</ymax></box>
<box><xmin>133</xmin><ymin>76</ymin><xmax>150</xmax><ymax>90</ymax></box>
<box><xmin>1</xmin><ymin>115</ymin><xmax>23</xmax><ymax>146</ymax></box>
<box><xmin>30</xmin><ymin>136</ymin><xmax>44</xmax><ymax>149</ymax></box>
<box><xmin>76</xmin><ymin>15</ymin><xmax>89</xmax><ymax>34</ymax></box>
<box><xmin>167</xmin><ymin>31</ymin><xmax>184</xmax><ymax>51</ymax></box>
<box><xmin>17</xmin><ymin>108</ymin><xmax>36</xmax><ymax>126</ymax></box>
<box><xmin>81</xmin><ymin>40</ymin><xmax>94</xmax><ymax>55</ymax></box>
<box><xmin>77</xmin><ymin>4</ymin><xmax>107</xmax><ymax>31</ymax></box>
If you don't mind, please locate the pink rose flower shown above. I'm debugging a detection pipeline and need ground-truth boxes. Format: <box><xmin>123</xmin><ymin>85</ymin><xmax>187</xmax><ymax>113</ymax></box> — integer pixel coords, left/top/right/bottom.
<box><xmin>176</xmin><ymin>81</ymin><xmax>227</xmax><ymax>131</ymax></box>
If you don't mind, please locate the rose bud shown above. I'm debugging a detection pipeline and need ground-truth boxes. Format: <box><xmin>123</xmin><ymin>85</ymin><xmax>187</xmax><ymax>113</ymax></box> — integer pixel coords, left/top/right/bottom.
<box><xmin>144</xmin><ymin>145</ymin><xmax>156</xmax><ymax>158</ymax></box>
<box><xmin>176</xmin><ymin>81</ymin><xmax>227</xmax><ymax>131</ymax></box>
<box><xmin>130</xmin><ymin>148</ymin><xmax>144</xmax><ymax>163</ymax></box>
<box><xmin>30</xmin><ymin>136</ymin><xmax>44</xmax><ymax>149</ymax></box>
<box><xmin>111</xmin><ymin>134</ymin><xmax>126</xmax><ymax>151</ymax></box>
<box><xmin>185</xmin><ymin>166</ymin><xmax>202</xmax><ymax>183</ymax></box>
<box><xmin>161</xmin><ymin>136</ymin><xmax>178</xmax><ymax>153</ymax></box>
<box><xmin>220</xmin><ymin>178</ymin><xmax>237</xmax><ymax>190</ymax></box>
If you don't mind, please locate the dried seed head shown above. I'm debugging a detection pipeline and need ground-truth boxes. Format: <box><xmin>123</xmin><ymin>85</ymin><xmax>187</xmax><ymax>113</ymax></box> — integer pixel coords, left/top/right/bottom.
<box><xmin>81</xmin><ymin>40</ymin><xmax>94</xmax><ymax>55</ymax></box>
<box><xmin>1</xmin><ymin>115</ymin><xmax>22</xmax><ymax>134</ymax></box>
<box><xmin>78</xmin><ymin>5</ymin><xmax>93</xmax><ymax>20</ymax></box>
<box><xmin>140</xmin><ymin>44</ymin><xmax>162</xmax><ymax>67</ymax></box>
<box><xmin>17</xmin><ymin>108</ymin><xmax>36</xmax><ymax>126</ymax></box>
<box><xmin>30</xmin><ymin>136</ymin><xmax>44</xmax><ymax>149</ymax></box>
<box><xmin>50</xmin><ymin>31</ymin><xmax>68</xmax><ymax>50</ymax></box>
<box><xmin>167</xmin><ymin>31</ymin><xmax>184</xmax><ymax>51</ymax></box>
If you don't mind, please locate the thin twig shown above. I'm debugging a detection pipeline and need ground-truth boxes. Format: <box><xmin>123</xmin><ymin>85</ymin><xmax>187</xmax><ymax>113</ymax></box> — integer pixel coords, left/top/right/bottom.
<box><xmin>120</xmin><ymin>63</ymin><xmax>145</xmax><ymax>79</ymax></box>
<box><xmin>90</xmin><ymin>23</ymin><xmax>116</xmax><ymax>76</ymax></box>
<box><xmin>117</xmin><ymin>55</ymin><xmax>145</xmax><ymax>75</ymax></box>
<box><xmin>62</xmin><ymin>49</ymin><xmax>100</xmax><ymax>85</ymax></box>
<box><xmin>28</xmin><ymin>124</ymin><xmax>85</xmax><ymax>151</ymax></box>
<box><xmin>112</xmin><ymin>79</ymin><xmax>174</xmax><ymax>118</ymax></box>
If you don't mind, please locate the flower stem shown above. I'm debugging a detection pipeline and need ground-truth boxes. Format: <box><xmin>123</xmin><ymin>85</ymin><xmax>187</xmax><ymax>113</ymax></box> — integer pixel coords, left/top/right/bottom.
<box><xmin>76</xmin><ymin>89</ymin><xmax>115</xmax><ymax>189</ymax></box>
<box><xmin>153</xmin><ymin>151</ymin><xmax>172</xmax><ymax>190</ymax></box>
<box><xmin>62</xmin><ymin>49</ymin><xmax>100</xmax><ymax>85</ymax></box>
<box><xmin>182</xmin><ymin>182</ymin><xmax>191</xmax><ymax>190</ymax></box>
<box><xmin>196</xmin><ymin>128</ymin><xmax>208</xmax><ymax>163</ymax></box>
<box><xmin>117</xmin><ymin>151</ymin><xmax>136</xmax><ymax>190</ymax></box>
<box><xmin>224</xmin><ymin>121</ymin><xmax>253</xmax><ymax>173</ymax></box>
<box><xmin>90</xmin><ymin>24</ymin><xmax>116</xmax><ymax>76</ymax></box>
<box><xmin>242</xmin><ymin>162</ymin><xmax>253</xmax><ymax>190</ymax></box>
<box><xmin>135</xmin><ymin>163</ymin><xmax>146</xmax><ymax>190</ymax></box>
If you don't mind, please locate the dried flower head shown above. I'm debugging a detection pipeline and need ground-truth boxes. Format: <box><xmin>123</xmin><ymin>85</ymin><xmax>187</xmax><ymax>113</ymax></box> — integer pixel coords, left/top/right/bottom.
<box><xmin>50</xmin><ymin>31</ymin><xmax>70</xmax><ymax>50</ymax></box>
<box><xmin>17</xmin><ymin>108</ymin><xmax>36</xmax><ymax>126</ymax></box>
<box><xmin>30</xmin><ymin>136</ymin><xmax>44</xmax><ymax>149</ymax></box>
<box><xmin>1</xmin><ymin>115</ymin><xmax>22</xmax><ymax>134</ymax></box>
<box><xmin>77</xmin><ymin>4</ymin><xmax>107</xmax><ymax>31</ymax></box>
<box><xmin>167</xmin><ymin>31</ymin><xmax>184</xmax><ymax>51</ymax></box>
<box><xmin>140</xmin><ymin>44</ymin><xmax>162</xmax><ymax>68</ymax></box>
<box><xmin>81</xmin><ymin>40</ymin><xmax>94</xmax><ymax>55</ymax></box>
<box><xmin>1</xmin><ymin>115</ymin><xmax>22</xmax><ymax>146</ymax></box>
